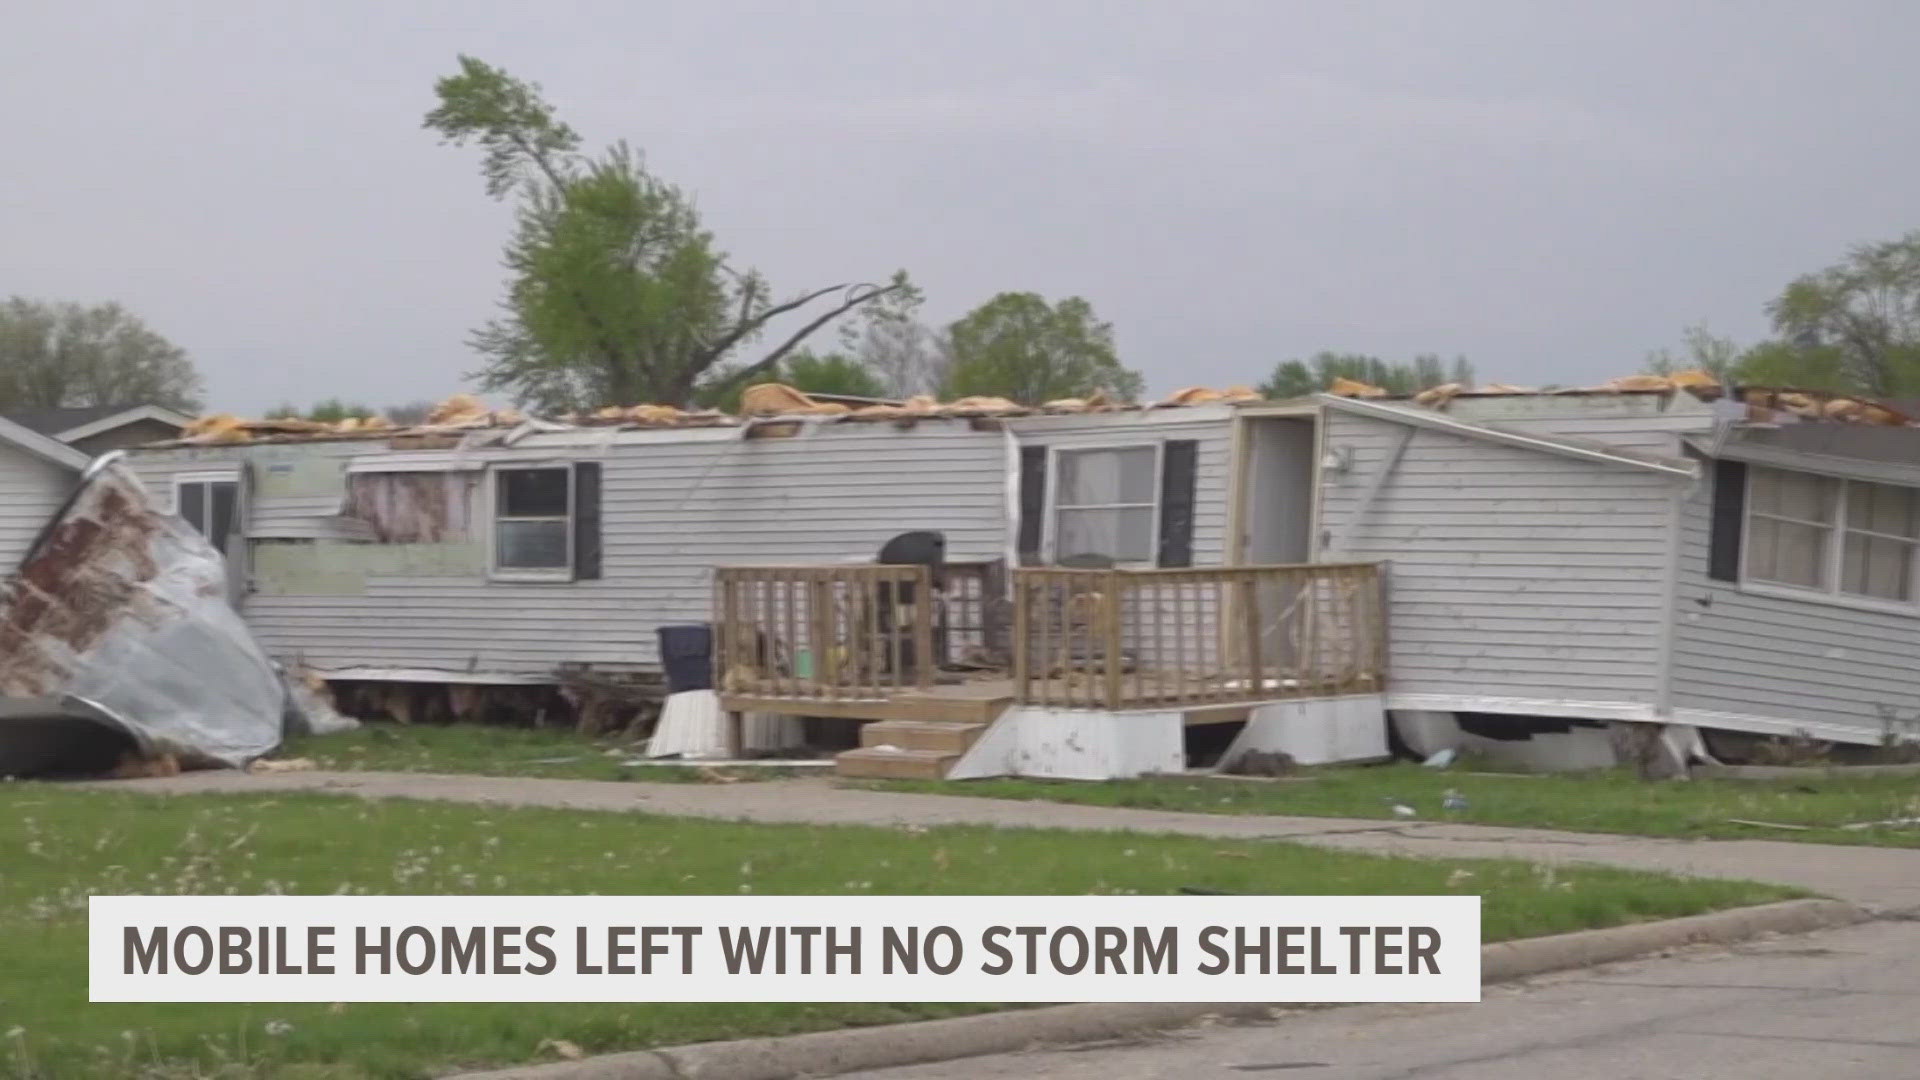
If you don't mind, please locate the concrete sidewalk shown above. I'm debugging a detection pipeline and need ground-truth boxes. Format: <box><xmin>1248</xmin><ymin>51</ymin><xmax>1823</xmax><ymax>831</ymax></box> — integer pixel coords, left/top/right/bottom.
<box><xmin>91</xmin><ymin>770</ymin><xmax>1920</xmax><ymax>911</ymax></box>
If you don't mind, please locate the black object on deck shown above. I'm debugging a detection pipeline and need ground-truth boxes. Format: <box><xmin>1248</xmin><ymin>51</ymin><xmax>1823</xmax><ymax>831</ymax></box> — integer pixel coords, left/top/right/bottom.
<box><xmin>657</xmin><ymin>624</ymin><xmax>714</xmax><ymax>693</ymax></box>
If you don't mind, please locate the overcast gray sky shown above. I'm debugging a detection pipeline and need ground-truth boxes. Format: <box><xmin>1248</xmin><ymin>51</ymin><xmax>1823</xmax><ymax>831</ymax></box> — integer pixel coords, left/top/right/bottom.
<box><xmin>5</xmin><ymin>1</ymin><xmax>1916</xmax><ymax>412</ymax></box>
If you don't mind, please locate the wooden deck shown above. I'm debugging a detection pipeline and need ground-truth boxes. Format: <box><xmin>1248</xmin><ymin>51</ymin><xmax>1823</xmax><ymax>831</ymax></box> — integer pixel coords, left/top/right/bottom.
<box><xmin>720</xmin><ymin>676</ymin><xmax>1016</xmax><ymax>726</ymax></box>
<box><xmin>718</xmin><ymin>675</ymin><xmax>1344</xmax><ymax>727</ymax></box>
<box><xmin>712</xmin><ymin>560</ymin><xmax>1387</xmax><ymax>720</ymax></box>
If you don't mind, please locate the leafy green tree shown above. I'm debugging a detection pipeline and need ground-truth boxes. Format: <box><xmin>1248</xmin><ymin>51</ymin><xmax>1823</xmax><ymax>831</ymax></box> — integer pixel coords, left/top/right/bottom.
<box><xmin>1763</xmin><ymin>231</ymin><xmax>1920</xmax><ymax>396</ymax></box>
<box><xmin>425</xmin><ymin>56</ymin><xmax>902</xmax><ymax>412</ymax></box>
<box><xmin>0</xmin><ymin>297</ymin><xmax>201</xmax><ymax>412</ymax></box>
<box><xmin>1258</xmin><ymin>352</ymin><xmax>1473</xmax><ymax>398</ymax></box>
<box><xmin>1731</xmin><ymin>340</ymin><xmax>1851</xmax><ymax>389</ymax></box>
<box><xmin>1641</xmin><ymin>234</ymin><xmax>1920</xmax><ymax>396</ymax></box>
<box><xmin>939</xmin><ymin>293</ymin><xmax>1141</xmax><ymax>403</ymax></box>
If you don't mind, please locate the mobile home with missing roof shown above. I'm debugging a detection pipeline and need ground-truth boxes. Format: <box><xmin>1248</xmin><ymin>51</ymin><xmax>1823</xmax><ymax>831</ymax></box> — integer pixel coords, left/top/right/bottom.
<box><xmin>119</xmin><ymin>381</ymin><xmax>1920</xmax><ymax>778</ymax></box>
<box><xmin>123</xmin><ymin>397</ymin><xmax>1384</xmax><ymax>778</ymax></box>
<box><xmin>1314</xmin><ymin>385</ymin><xmax>1920</xmax><ymax>767</ymax></box>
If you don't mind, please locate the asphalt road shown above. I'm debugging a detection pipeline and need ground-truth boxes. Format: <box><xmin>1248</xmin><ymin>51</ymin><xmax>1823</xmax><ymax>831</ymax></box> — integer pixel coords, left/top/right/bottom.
<box><xmin>848</xmin><ymin>919</ymin><xmax>1920</xmax><ymax>1080</ymax></box>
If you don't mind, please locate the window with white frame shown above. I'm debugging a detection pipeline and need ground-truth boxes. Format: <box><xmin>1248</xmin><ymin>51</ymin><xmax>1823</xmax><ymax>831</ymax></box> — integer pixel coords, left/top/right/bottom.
<box><xmin>1745</xmin><ymin>466</ymin><xmax>1920</xmax><ymax>602</ymax></box>
<box><xmin>492</xmin><ymin>466</ymin><xmax>573</xmax><ymax>575</ymax></box>
<box><xmin>173</xmin><ymin>474</ymin><xmax>239</xmax><ymax>554</ymax></box>
<box><xmin>1051</xmin><ymin>445</ymin><xmax>1158</xmax><ymax>563</ymax></box>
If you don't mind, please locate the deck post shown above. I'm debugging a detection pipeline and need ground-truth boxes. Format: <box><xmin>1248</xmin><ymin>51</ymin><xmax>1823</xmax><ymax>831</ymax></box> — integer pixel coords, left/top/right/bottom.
<box><xmin>807</xmin><ymin>571</ymin><xmax>835</xmax><ymax>698</ymax></box>
<box><xmin>1012</xmin><ymin>571</ymin><xmax>1031</xmax><ymax>704</ymax></box>
<box><xmin>1239</xmin><ymin>570</ymin><xmax>1263</xmax><ymax>698</ymax></box>
<box><xmin>724</xmin><ymin>709</ymin><xmax>744</xmax><ymax>759</ymax></box>
<box><xmin>1102</xmin><ymin>569</ymin><xmax>1125</xmax><ymax>710</ymax></box>
<box><xmin>717</xmin><ymin>571</ymin><xmax>738</xmax><ymax>692</ymax></box>
<box><xmin>913</xmin><ymin>565</ymin><xmax>934</xmax><ymax>691</ymax></box>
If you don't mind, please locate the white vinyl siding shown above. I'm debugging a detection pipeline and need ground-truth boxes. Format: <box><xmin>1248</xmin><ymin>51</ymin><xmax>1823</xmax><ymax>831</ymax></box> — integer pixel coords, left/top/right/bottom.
<box><xmin>1318</xmin><ymin>408</ymin><xmax>1681</xmax><ymax>707</ymax></box>
<box><xmin>124</xmin><ymin>422</ymin><xmax>1011</xmax><ymax>677</ymax></box>
<box><xmin>0</xmin><ymin>448</ymin><xmax>76</xmax><ymax>571</ymax></box>
<box><xmin>1673</xmin><ymin>465</ymin><xmax>1920</xmax><ymax>742</ymax></box>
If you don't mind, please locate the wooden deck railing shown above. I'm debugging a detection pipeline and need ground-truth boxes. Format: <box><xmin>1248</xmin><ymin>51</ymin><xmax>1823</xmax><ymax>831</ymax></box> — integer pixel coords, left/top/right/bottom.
<box><xmin>1012</xmin><ymin>562</ymin><xmax>1387</xmax><ymax>710</ymax></box>
<box><xmin>714</xmin><ymin>565</ymin><xmax>936</xmax><ymax>700</ymax></box>
<box><xmin>937</xmin><ymin>560</ymin><xmax>1009</xmax><ymax>666</ymax></box>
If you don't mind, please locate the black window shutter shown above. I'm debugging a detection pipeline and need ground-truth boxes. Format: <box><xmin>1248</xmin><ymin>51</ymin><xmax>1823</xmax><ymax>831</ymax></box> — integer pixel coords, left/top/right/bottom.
<box><xmin>1707</xmin><ymin>458</ymin><xmax>1746</xmax><ymax>583</ymax></box>
<box><xmin>1017</xmin><ymin>445</ymin><xmax>1047</xmax><ymax>564</ymax></box>
<box><xmin>573</xmin><ymin>462</ymin><xmax>603</xmax><ymax>581</ymax></box>
<box><xmin>1158</xmin><ymin>439</ymin><xmax>1199</xmax><ymax>568</ymax></box>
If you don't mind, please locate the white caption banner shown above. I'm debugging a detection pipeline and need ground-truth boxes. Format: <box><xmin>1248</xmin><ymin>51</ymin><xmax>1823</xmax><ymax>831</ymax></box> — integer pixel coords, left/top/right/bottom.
<box><xmin>92</xmin><ymin>895</ymin><xmax>1480</xmax><ymax>1003</ymax></box>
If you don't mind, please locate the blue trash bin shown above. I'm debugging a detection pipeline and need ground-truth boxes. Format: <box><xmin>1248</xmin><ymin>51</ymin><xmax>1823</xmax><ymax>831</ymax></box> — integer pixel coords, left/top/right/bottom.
<box><xmin>657</xmin><ymin>624</ymin><xmax>714</xmax><ymax>693</ymax></box>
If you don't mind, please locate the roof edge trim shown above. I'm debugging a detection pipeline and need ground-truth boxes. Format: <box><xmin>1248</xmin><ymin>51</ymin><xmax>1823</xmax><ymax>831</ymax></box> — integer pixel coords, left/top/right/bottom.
<box><xmin>1317</xmin><ymin>394</ymin><xmax>1699</xmax><ymax>478</ymax></box>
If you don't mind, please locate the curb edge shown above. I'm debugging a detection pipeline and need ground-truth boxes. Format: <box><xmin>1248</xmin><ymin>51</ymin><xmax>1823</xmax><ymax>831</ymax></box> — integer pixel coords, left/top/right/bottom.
<box><xmin>451</xmin><ymin>898</ymin><xmax>1869</xmax><ymax>1080</ymax></box>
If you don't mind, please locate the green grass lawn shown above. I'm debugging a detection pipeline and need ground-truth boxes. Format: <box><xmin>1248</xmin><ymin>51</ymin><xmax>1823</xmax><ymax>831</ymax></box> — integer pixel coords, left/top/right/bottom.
<box><xmin>5</xmin><ymin>786</ymin><xmax>1794</xmax><ymax>1079</ymax></box>
<box><xmin>278</xmin><ymin>723</ymin><xmax>817</xmax><ymax>783</ymax></box>
<box><xmin>867</xmin><ymin>762</ymin><xmax>1920</xmax><ymax>846</ymax></box>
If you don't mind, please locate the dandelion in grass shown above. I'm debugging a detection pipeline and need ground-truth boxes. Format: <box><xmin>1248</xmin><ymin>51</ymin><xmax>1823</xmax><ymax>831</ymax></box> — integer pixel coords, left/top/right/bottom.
<box><xmin>263</xmin><ymin>1020</ymin><xmax>294</xmax><ymax>1037</ymax></box>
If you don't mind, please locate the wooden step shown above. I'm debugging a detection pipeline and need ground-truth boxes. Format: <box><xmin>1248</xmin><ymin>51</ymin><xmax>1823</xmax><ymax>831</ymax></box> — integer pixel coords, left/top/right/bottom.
<box><xmin>834</xmin><ymin>747</ymin><xmax>960</xmax><ymax>780</ymax></box>
<box><xmin>860</xmin><ymin>720</ymin><xmax>986</xmax><ymax>755</ymax></box>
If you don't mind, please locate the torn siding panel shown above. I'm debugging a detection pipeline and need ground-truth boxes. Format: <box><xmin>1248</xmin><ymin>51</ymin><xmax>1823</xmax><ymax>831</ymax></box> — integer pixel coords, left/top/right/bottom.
<box><xmin>1669</xmin><ymin>476</ymin><xmax>1920</xmax><ymax>743</ymax></box>
<box><xmin>1320</xmin><ymin>408</ymin><xmax>1676</xmax><ymax>708</ymax></box>
<box><xmin>249</xmin><ymin>539</ymin><xmax>487</xmax><ymax>595</ymax></box>
<box><xmin>122</xmin><ymin>441</ymin><xmax>363</xmax><ymax>538</ymax></box>
<box><xmin>342</xmin><ymin>470</ymin><xmax>479</xmax><ymax>543</ymax></box>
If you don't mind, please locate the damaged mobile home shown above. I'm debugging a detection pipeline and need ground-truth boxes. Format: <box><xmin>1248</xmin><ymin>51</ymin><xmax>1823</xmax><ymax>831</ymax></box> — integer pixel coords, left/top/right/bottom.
<box><xmin>112</xmin><ymin>377</ymin><xmax>1920</xmax><ymax>779</ymax></box>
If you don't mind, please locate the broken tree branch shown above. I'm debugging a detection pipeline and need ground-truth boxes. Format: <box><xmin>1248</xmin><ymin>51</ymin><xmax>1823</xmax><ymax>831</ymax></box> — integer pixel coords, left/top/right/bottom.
<box><xmin>689</xmin><ymin>282</ymin><xmax>853</xmax><ymax>371</ymax></box>
<box><xmin>699</xmin><ymin>282</ymin><xmax>903</xmax><ymax>397</ymax></box>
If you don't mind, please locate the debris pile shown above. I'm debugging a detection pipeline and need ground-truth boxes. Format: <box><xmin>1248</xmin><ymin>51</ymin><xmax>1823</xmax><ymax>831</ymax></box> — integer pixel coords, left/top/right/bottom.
<box><xmin>180</xmin><ymin>393</ymin><xmax>531</xmax><ymax>445</ymax></box>
<box><xmin>1331</xmin><ymin>369</ymin><xmax>1916</xmax><ymax>429</ymax></box>
<box><xmin>1735</xmin><ymin>387</ymin><xmax>1910</xmax><ymax>427</ymax></box>
<box><xmin>166</xmin><ymin>383</ymin><xmax>1278</xmax><ymax>445</ymax></box>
